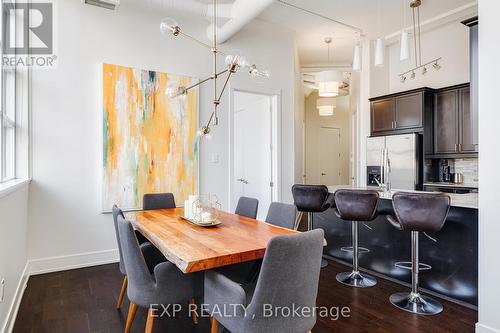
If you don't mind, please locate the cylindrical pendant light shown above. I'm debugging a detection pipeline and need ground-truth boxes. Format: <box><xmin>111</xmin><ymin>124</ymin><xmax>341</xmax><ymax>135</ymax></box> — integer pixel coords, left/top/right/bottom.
<box><xmin>316</xmin><ymin>70</ymin><xmax>342</xmax><ymax>97</ymax></box>
<box><xmin>374</xmin><ymin>37</ymin><xmax>385</xmax><ymax>67</ymax></box>
<box><xmin>352</xmin><ymin>44</ymin><xmax>361</xmax><ymax>71</ymax></box>
<box><xmin>316</xmin><ymin>97</ymin><xmax>337</xmax><ymax>116</ymax></box>
<box><xmin>400</xmin><ymin>30</ymin><xmax>409</xmax><ymax>61</ymax></box>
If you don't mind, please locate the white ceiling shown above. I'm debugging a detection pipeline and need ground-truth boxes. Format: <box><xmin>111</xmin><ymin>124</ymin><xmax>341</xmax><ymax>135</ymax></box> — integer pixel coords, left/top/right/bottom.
<box><xmin>124</xmin><ymin>0</ymin><xmax>476</xmax><ymax>67</ymax></box>
<box><xmin>258</xmin><ymin>0</ymin><xmax>476</xmax><ymax>67</ymax></box>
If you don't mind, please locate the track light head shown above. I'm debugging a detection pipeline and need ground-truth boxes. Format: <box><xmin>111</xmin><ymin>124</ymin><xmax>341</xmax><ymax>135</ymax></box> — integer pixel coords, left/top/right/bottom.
<box><xmin>410</xmin><ymin>71</ymin><xmax>416</xmax><ymax>80</ymax></box>
<box><xmin>433</xmin><ymin>62</ymin><xmax>441</xmax><ymax>70</ymax></box>
<box><xmin>422</xmin><ymin>66</ymin><xmax>427</xmax><ymax>75</ymax></box>
<box><xmin>401</xmin><ymin>75</ymin><xmax>407</xmax><ymax>83</ymax></box>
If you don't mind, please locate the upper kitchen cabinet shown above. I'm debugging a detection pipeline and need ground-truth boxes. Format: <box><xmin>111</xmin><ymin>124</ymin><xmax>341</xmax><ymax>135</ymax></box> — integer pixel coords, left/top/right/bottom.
<box><xmin>433</xmin><ymin>83</ymin><xmax>477</xmax><ymax>157</ymax></box>
<box><xmin>459</xmin><ymin>86</ymin><xmax>477</xmax><ymax>153</ymax></box>
<box><xmin>371</xmin><ymin>97</ymin><xmax>395</xmax><ymax>133</ymax></box>
<box><xmin>370</xmin><ymin>88</ymin><xmax>434</xmax><ymax>136</ymax></box>
<box><xmin>463</xmin><ymin>17</ymin><xmax>479</xmax><ymax>151</ymax></box>
<box><xmin>434</xmin><ymin>88</ymin><xmax>459</xmax><ymax>154</ymax></box>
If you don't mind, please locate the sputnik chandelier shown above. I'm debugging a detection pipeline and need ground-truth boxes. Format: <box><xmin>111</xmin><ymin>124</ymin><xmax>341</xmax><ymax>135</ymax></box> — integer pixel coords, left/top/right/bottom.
<box><xmin>160</xmin><ymin>0</ymin><xmax>270</xmax><ymax>137</ymax></box>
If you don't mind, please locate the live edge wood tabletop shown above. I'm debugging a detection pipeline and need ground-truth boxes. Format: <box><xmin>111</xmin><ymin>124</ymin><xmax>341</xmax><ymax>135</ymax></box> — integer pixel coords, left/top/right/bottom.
<box><xmin>126</xmin><ymin>208</ymin><xmax>319</xmax><ymax>274</ymax></box>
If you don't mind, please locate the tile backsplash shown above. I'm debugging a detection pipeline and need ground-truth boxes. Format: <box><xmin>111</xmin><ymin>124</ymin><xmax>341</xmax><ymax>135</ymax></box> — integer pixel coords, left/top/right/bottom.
<box><xmin>452</xmin><ymin>158</ymin><xmax>479</xmax><ymax>185</ymax></box>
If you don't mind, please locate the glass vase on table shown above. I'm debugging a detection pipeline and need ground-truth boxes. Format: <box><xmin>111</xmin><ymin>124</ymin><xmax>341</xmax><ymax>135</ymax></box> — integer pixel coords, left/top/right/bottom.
<box><xmin>191</xmin><ymin>194</ymin><xmax>221</xmax><ymax>225</ymax></box>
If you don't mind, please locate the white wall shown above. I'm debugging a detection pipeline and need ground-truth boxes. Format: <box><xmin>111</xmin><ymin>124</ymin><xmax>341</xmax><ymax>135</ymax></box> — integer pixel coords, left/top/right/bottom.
<box><xmin>389</xmin><ymin>22</ymin><xmax>470</xmax><ymax>93</ymax></box>
<box><xmin>294</xmin><ymin>40</ymin><xmax>305</xmax><ymax>184</ymax></box>
<box><xmin>370</xmin><ymin>21</ymin><xmax>470</xmax><ymax>98</ymax></box>
<box><xmin>477</xmin><ymin>2</ymin><xmax>500</xmax><ymax>332</ymax></box>
<box><xmin>0</xmin><ymin>185</ymin><xmax>29</xmax><ymax>332</ymax></box>
<box><xmin>356</xmin><ymin>39</ymin><xmax>373</xmax><ymax>187</ymax></box>
<box><xmin>359</xmin><ymin>20</ymin><xmax>471</xmax><ymax>187</ymax></box>
<box><xmin>304</xmin><ymin>93</ymin><xmax>351</xmax><ymax>185</ymax></box>
<box><xmin>27</xmin><ymin>1</ymin><xmax>296</xmax><ymax>263</ymax></box>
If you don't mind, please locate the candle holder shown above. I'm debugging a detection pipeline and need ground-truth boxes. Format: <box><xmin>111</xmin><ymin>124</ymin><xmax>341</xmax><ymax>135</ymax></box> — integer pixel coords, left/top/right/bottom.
<box><xmin>189</xmin><ymin>194</ymin><xmax>221</xmax><ymax>226</ymax></box>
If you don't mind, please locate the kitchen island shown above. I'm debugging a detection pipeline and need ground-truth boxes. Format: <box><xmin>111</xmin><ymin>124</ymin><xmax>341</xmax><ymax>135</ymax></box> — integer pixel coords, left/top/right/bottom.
<box><xmin>314</xmin><ymin>185</ymin><xmax>478</xmax><ymax>308</ymax></box>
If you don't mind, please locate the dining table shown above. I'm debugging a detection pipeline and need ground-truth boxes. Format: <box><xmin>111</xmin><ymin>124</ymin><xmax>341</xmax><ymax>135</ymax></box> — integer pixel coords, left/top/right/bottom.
<box><xmin>125</xmin><ymin>208</ymin><xmax>302</xmax><ymax>273</ymax></box>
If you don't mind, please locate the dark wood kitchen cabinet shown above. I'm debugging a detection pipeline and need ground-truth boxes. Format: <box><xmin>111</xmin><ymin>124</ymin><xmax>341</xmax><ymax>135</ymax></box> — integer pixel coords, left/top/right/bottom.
<box><xmin>371</xmin><ymin>97</ymin><xmax>395</xmax><ymax>133</ymax></box>
<box><xmin>433</xmin><ymin>83</ymin><xmax>477</xmax><ymax>157</ymax></box>
<box><xmin>459</xmin><ymin>86</ymin><xmax>477</xmax><ymax>153</ymax></box>
<box><xmin>434</xmin><ymin>88</ymin><xmax>459</xmax><ymax>154</ymax></box>
<box><xmin>370</xmin><ymin>88</ymin><xmax>433</xmax><ymax>136</ymax></box>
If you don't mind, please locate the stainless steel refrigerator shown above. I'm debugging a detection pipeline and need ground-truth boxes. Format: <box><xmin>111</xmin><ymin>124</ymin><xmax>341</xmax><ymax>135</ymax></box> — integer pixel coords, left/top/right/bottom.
<box><xmin>366</xmin><ymin>133</ymin><xmax>421</xmax><ymax>191</ymax></box>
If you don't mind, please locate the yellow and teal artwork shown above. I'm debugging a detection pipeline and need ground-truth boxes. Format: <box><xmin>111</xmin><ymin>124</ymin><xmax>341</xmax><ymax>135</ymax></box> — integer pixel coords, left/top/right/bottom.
<box><xmin>102</xmin><ymin>63</ymin><xmax>198</xmax><ymax>211</ymax></box>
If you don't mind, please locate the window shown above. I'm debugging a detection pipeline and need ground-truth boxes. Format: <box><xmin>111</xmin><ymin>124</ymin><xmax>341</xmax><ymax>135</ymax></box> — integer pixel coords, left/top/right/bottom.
<box><xmin>1</xmin><ymin>1</ymin><xmax>18</xmax><ymax>183</ymax></box>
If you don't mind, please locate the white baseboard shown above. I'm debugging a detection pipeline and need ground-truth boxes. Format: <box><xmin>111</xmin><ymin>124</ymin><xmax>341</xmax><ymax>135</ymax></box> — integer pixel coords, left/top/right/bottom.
<box><xmin>0</xmin><ymin>249</ymin><xmax>119</xmax><ymax>333</ymax></box>
<box><xmin>28</xmin><ymin>248</ymin><xmax>119</xmax><ymax>276</ymax></box>
<box><xmin>1</xmin><ymin>262</ymin><xmax>29</xmax><ymax>333</ymax></box>
<box><xmin>477</xmin><ymin>323</ymin><xmax>500</xmax><ymax>333</ymax></box>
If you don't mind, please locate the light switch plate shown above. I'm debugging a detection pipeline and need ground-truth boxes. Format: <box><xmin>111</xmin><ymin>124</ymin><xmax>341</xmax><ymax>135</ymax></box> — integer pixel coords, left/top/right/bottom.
<box><xmin>211</xmin><ymin>153</ymin><xmax>219</xmax><ymax>164</ymax></box>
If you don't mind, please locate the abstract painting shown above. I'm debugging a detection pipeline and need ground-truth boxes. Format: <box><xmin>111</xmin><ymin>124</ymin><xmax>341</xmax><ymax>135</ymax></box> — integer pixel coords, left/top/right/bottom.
<box><xmin>102</xmin><ymin>63</ymin><xmax>198</xmax><ymax>211</ymax></box>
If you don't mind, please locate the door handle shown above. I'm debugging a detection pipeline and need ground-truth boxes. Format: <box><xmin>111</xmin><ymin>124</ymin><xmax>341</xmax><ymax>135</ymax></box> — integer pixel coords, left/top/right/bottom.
<box><xmin>459</xmin><ymin>144</ymin><xmax>462</xmax><ymax>152</ymax></box>
<box><xmin>237</xmin><ymin>178</ymin><xmax>249</xmax><ymax>184</ymax></box>
<box><xmin>454</xmin><ymin>144</ymin><xmax>458</xmax><ymax>152</ymax></box>
<box><xmin>321</xmin><ymin>173</ymin><xmax>326</xmax><ymax>176</ymax></box>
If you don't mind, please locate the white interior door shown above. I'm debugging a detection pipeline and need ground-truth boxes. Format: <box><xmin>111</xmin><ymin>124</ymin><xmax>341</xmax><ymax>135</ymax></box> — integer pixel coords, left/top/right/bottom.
<box><xmin>319</xmin><ymin>127</ymin><xmax>342</xmax><ymax>185</ymax></box>
<box><xmin>233</xmin><ymin>91</ymin><xmax>275</xmax><ymax>220</ymax></box>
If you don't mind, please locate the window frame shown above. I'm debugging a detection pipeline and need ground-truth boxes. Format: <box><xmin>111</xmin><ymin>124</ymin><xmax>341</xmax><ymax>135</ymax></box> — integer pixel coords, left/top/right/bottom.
<box><xmin>0</xmin><ymin>0</ymin><xmax>18</xmax><ymax>183</ymax></box>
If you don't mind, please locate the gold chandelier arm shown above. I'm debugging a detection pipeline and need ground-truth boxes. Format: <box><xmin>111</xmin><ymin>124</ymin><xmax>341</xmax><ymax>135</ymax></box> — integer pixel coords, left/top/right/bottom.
<box><xmin>183</xmin><ymin>69</ymin><xmax>229</xmax><ymax>94</ymax></box>
<box><xmin>201</xmin><ymin>69</ymin><xmax>233</xmax><ymax>133</ymax></box>
<box><xmin>176</xmin><ymin>30</ymin><xmax>227</xmax><ymax>57</ymax></box>
<box><xmin>216</xmin><ymin>70</ymin><xmax>233</xmax><ymax>102</ymax></box>
<box><xmin>178</xmin><ymin>30</ymin><xmax>212</xmax><ymax>50</ymax></box>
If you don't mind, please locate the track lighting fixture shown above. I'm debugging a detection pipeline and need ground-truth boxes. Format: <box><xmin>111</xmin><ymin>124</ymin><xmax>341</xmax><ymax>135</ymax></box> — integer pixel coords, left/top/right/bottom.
<box><xmin>398</xmin><ymin>0</ymin><xmax>442</xmax><ymax>82</ymax></box>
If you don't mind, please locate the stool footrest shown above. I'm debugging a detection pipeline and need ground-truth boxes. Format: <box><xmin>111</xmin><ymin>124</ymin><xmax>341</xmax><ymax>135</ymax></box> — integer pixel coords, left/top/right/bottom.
<box><xmin>395</xmin><ymin>261</ymin><xmax>432</xmax><ymax>271</ymax></box>
<box><xmin>340</xmin><ymin>246</ymin><xmax>370</xmax><ymax>254</ymax></box>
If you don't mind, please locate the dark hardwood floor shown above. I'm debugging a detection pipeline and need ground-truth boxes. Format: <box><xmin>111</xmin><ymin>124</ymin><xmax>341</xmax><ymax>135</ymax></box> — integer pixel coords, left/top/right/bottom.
<box><xmin>13</xmin><ymin>260</ymin><xmax>477</xmax><ymax>333</ymax></box>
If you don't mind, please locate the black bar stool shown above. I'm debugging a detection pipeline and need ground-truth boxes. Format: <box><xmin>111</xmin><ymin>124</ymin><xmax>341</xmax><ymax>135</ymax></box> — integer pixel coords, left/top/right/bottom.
<box><xmin>292</xmin><ymin>184</ymin><xmax>331</xmax><ymax>268</ymax></box>
<box><xmin>386</xmin><ymin>191</ymin><xmax>450</xmax><ymax>315</ymax></box>
<box><xmin>333</xmin><ymin>189</ymin><xmax>379</xmax><ymax>288</ymax></box>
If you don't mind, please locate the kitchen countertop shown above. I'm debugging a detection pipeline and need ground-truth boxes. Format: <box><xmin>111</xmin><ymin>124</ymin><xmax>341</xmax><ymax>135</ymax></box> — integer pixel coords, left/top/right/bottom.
<box><xmin>327</xmin><ymin>185</ymin><xmax>478</xmax><ymax>209</ymax></box>
<box><xmin>423</xmin><ymin>181</ymin><xmax>479</xmax><ymax>189</ymax></box>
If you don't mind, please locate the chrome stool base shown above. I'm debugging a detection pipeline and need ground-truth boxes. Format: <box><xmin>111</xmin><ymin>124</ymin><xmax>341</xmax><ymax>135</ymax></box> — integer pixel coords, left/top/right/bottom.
<box><xmin>390</xmin><ymin>292</ymin><xmax>443</xmax><ymax>315</ymax></box>
<box><xmin>336</xmin><ymin>271</ymin><xmax>377</xmax><ymax>288</ymax></box>
<box><xmin>340</xmin><ymin>246</ymin><xmax>370</xmax><ymax>254</ymax></box>
<box><xmin>394</xmin><ymin>261</ymin><xmax>432</xmax><ymax>271</ymax></box>
<box><xmin>321</xmin><ymin>258</ymin><xmax>328</xmax><ymax>268</ymax></box>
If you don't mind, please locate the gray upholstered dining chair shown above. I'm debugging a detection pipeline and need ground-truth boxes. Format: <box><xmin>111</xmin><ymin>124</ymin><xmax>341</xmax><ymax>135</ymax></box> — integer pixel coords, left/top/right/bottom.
<box><xmin>112</xmin><ymin>205</ymin><xmax>165</xmax><ymax>309</ymax></box>
<box><xmin>117</xmin><ymin>215</ymin><xmax>202</xmax><ymax>333</ymax></box>
<box><xmin>235</xmin><ymin>196</ymin><xmax>259</xmax><ymax>219</ymax></box>
<box><xmin>143</xmin><ymin>192</ymin><xmax>176</xmax><ymax>210</ymax></box>
<box><xmin>265</xmin><ymin>202</ymin><xmax>297</xmax><ymax>230</ymax></box>
<box><xmin>205</xmin><ymin>229</ymin><xmax>324</xmax><ymax>333</ymax></box>
<box><xmin>217</xmin><ymin>202</ymin><xmax>298</xmax><ymax>284</ymax></box>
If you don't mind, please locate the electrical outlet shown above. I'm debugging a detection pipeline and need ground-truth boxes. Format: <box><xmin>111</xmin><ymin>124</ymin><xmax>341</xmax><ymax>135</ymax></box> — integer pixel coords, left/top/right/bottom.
<box><xmin>0</xmin><ymin>278</ymin><xmax>5</xmax><ymax>303</ymax></box>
